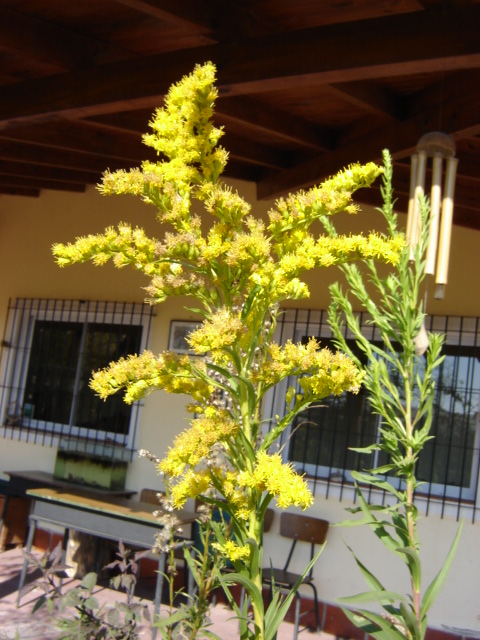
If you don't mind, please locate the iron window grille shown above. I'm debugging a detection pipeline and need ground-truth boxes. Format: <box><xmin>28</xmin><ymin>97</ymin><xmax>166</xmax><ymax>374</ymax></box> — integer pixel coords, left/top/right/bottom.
<box><xmin>263</xmin><ymin>309</ymin><xmax>480</xmax><ymax>522</ymax></box>
<box><xmin>0</xmin><ymin>298</ymin><xmax>154</xmax><ymax>458</ymax></box>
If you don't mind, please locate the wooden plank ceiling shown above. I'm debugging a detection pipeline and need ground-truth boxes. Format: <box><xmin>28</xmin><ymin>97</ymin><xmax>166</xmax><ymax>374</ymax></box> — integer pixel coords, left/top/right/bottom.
<box><xmin>0</xmin><ymin>0</ymin><xmax>479</xmax><ymax>230</ymax></box>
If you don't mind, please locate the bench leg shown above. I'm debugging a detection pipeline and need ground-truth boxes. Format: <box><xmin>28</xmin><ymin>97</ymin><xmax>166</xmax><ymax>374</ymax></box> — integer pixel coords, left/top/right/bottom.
<box><xmin>16</xmin><ymin>516</ymin><xmax>37</xmax><ymax>607</ymax></box>
<box><xmin>152</xmin><ymin>553</ymin><xmax>166</xmax><ymax>640</ymax></box>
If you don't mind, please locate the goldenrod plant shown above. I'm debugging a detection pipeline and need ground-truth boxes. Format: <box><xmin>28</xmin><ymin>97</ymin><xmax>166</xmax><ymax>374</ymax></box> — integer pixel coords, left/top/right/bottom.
<box><xmin>327</xmin><ymin>152</ymin><xmax>462</xmax><ymax>640</ymax></box>
<box><xmin>53</xmin><ymin>63</ymin><xmax>402</xmax><ymax>640</ymax></box>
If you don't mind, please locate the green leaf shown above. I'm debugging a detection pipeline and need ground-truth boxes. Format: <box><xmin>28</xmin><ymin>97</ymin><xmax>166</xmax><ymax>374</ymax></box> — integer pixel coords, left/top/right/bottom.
<box><xmin>183</xmin><ymin>306</ymin><xmax>208</xmax><ymax>319</ymax></box>
<box><xmin>367</xmin><ymin>464</ymin><xmax>397</xmax><ymax>475</ymax></box>
<box><xmin>396</xmin><ymin>547</ymin><xmax>421</xmax><ymax>591</ymax></box>
<box><xmin>32</xmin><ymin>594</ymin><xmax>47</xmax><ymax>613</ymax></box>
<box><xmin>80</xmin><ymin>572</ymin><xmax>97</xmax><ymax>591</ymax></box>
<box><xmin>341</xmin><ymin>607</ymin><xmax>408</xmax><ymax>640</ymax></box>
<box><xmin>183</xmin><ymin>546</ymin><xmax>202</xmax><ymax>587</ymax></box>
<box><xmin>420</xmin><ymin>522</ymin><xmax>463</xmax><ymax>618</ymax></box>
<box><xmin>202</xmin><ymin>631</ymin><xmax>224</xmax><ymax>640</ymax></box>
<box><xmin>241</xmin><ymin>285</ymin><xmax>261</xmax><ymax>322</ymax></box>
<box><xmin>400</xmin><ymin>601</ymin><xmax>421</xmax><ymax>640</ymax></box>
<box><xmin>338</xmin><ymin>589</ymin><xmax>407</xmax><ymax>606</ymax></box>
<box><xmin>84</xmin><ymin>596</ymin><xmax>99</xmax><ymax>610</ymax></box>
<box><xmin>343</xmin><ymin>544</ymin><xmax>386</xmax><ymax>592</ymax></box>
<box><xmin>354</xmin><ymin>488</ymin><xmax>402</xmax><ymax>555</ymax></box>
<box><xmin>219</xmin><ymin>571</ymin><xmax>264</xmax><ymax>621</ymax></box>
<box><xmin>350</xmin><ymin>444</ymin><xmax>380</xmax><ymax>454</ymax></box>
<box><xmin>154</xmin><ymin>607</ymin><xmax>191</xmax><ymax>629</ymax></box>
<box><xmin>352</xmin><ymin>472</ymin><xmax>404</xmax><ymax>500</ymax></box>
<box><xmin>264</xmin><ymin>546</ymin><xmax>324</xmax><ymax>640</ymax></box>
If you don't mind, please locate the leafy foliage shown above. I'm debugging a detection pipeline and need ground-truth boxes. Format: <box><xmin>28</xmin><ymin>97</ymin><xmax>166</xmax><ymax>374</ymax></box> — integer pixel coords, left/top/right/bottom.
<box><xmin>327</xmin><ymin>151</ymin><xmax>462</xmax><ymax>640</ymax></box>
<box><xmin>52</xmin><ymin>63</ymin><xmax>404</xmax><ymax>639</ymax></box>
<box><xmin>27</xmin><ymin>542</ymin><xmax>150</xmax><ymax>639</ymax></box>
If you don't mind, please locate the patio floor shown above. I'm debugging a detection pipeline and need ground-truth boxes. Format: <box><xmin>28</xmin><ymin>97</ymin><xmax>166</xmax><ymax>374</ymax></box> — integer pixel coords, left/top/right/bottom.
<box><xmin>0</xmin><ymin>545</ymin><xmax>338</xmax><ymax>640</ymax></box>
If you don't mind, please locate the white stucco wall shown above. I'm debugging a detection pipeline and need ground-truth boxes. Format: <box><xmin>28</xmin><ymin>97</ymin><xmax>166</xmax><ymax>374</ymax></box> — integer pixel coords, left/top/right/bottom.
<box><xmin>1</xmin><ymin>179</ymin><xmax>479</xmax><ymax>631</ymax></box>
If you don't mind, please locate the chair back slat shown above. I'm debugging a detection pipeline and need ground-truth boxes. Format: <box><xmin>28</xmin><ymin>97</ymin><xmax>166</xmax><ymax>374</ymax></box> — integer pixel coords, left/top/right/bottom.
<box><xmin>140</xmin><ymin>488</ymin><xmax>163</xmax><ymax>504</ymax></box>
<box><xmin>280</xmin><ymin>512</ymin><xmax>329</xmax><ymax>545</ymax></box>
<box><xmin>264</xmin><ymin>508</ymin><xmax>275</xmax><ymax>533</ymax></box>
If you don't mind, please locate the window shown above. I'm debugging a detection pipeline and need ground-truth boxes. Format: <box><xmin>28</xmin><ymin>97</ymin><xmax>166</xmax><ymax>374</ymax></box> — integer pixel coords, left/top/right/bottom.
<box><xmin>0</xmin><ymin>299</ymin><xmax>154</xmax><ymax>450</ymax></box>
<box><xmin>266</xmin><ymin>310</ymin><xmax>480</xmax><ymax>513</ymax></box>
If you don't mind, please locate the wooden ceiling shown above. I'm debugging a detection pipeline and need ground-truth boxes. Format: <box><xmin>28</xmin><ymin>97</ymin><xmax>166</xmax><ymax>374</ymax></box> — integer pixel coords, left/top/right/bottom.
<box><xmin>0</xmin><ymin>1</ymin><xmax>479</xmax><ymax>230</ymax></box>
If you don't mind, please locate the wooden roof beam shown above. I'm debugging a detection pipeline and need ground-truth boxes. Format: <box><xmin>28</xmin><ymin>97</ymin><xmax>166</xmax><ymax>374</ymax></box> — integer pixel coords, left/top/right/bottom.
<box><xmin>0</xmin><ymin>138</ymin><xmax>138</xmax><ymax>174</ymax></box>
<box><xmin>0</xmin><ymin>5</ymin><xmax>479</xmax><ymax>127</ymax></box>
<box><xmin>257</xmin><ymin>71</ymin><xmax>480</xmax><ymax>199</ymax></box>
<box><xmin>0</xmin><ymin>176</ymin><xmax>86</xmax><ymax>193</ymax></box>
<box><xmin>0</xmin><ymin>159</ymin><xmax>100</xmax><ymax>185</ymax></box>
<box><xmin>0</xmin><ymin>7</ymin><xmax>129</xmax><ymax>71</ymax></box>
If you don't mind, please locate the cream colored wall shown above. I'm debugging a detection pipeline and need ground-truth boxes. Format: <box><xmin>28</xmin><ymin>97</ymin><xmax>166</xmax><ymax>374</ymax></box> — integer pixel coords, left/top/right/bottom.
<box><xmin>1</xmin><ymin>180</ymin><xmax>479</xmax><ymax>631</ymax></box>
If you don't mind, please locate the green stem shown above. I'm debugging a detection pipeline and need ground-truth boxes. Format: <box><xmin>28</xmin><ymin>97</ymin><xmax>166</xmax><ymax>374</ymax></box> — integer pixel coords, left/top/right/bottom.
<box><xmin>404</xmin><ymin>368</ymin><xmax>421</xmax><ymax>628</ymax></box>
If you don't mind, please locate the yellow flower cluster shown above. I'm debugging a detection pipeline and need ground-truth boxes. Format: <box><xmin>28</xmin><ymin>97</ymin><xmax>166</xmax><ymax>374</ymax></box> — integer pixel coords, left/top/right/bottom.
<box><xmin>224</xmin><ymin>218</ymin><xmax>272</xmax><ymax>269</ymax></box>
<box><xmin>169</xmin><ymin>469</ymin><xmax>212</xmax><ymax>508</ymax></box>
<box><xmin>212</xmin><ymin>469</ymin><xmax>249</xmax><ymax>520</ymax></box>
<box><xmin>255</xmin><ymin>338</ymin><xmax>363</xmax><ymax>398</ymax></box>
<box><xmin>90</xmin><ymin>350</ymin><xmax>213</xmax><ymax>404</ymax></box>
<box><xmin>159</xmin><ymin>409</ymin><xmax>238</xmax><ymax>477</ymax></box>
<box><xmin>199</xmin><ymin>183</ymin><xmax>251</xmax><ymax>225</ymax></box>
<box><xmin>268</xmin><ymin>162</ymin><xmax>383</xmax><ymax>248</ymax></box>
<box><xmin>239</xmin><ymin>451</ymin><xmax>313</xmax><ymax>509</ymax></box>
<box><xmin>144</xmin><ymin>265</ymin><xmax>208</xmax><ymax>304</ymax></box>
<box><xmin>278</xmin><ymin>233</ymin><xmax>403</xmax><ymax>279</ymax></box>
<box><xmin>187</xmin><ymin>308</ymin><xmax>245</xmax><ymax>359</ymax></box>
<box><xmin>212</xmin><ymin>539</ymin><xmax>251</xmax><ymax>562</ymax></box>
<box><xmin>52</xmin><ymin>223</ymin><xmax>158</xmax><ymax>274</ymax></box>
<box><xmin>143</xmin><ymin>63</ymin><xmax>227</xmax><ymax>184</ymax></box>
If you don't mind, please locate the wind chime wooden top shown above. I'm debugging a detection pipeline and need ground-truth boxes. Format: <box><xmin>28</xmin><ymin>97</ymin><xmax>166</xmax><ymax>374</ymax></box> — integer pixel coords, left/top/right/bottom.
<box><xmin>406</xmin><ymin>132</ymin><xmax>458</xmax><ymax>300</ymax></box>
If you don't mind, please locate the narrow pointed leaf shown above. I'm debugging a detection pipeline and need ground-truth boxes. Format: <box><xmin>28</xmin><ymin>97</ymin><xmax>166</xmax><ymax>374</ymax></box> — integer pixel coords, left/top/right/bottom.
<box><xmin>219</xmin><ymin>571</ymin><xmax>264</xmax><ymax>620</ymax></box>
<box><xmin>343</xmin><ymin>543</ymin><xmax>386</xmax><ymax>592</ymax></box>
<box><xmin>342</xmin><ymin>607</ymin><xmax>408</xmax><ymax>640</ymax></box>
<box><xmin>396</xmin><ymin>547</ymin><xmax>421</xmax><ymax>590</ymax></box>
<box><xmin>338</xmin><ymin>589</ymin><xmax>407</xmax><ymax>606</ymax></box>
<box><xmin>241</xmin><ymin>285</ymin><xmax>261</xmax><ymax>322</ymax></box>
<box><xmin>352</xmin><ymin>472</ymin><xmax>404</xmax><ymax>499</ymax></box>
<box><xmin>264</xmin><ymin>546</ymin><xmax>324</xmax><ymax>640</ymax></box>
<box><xmin>420</xmin><ymin>522</ymin><xmax>463</xmax><ymax>618</ymax></box>
<box><xmin>400</xmin><ymin>601</ymin><xmax>421</xmax><ymax>640</ymax></box>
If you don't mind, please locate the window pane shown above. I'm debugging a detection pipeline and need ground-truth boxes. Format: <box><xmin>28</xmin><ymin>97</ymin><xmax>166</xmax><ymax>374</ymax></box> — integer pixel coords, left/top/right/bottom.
<box><xmin>23</xmin><ymin>321</ymin><xmax>82</xmax><ymax>424</ymax></box>
<box><xmin>289</xmin><ymin>389</ymin><xmax>378</xmax><ymax>476</ymax></box>
<box><xmin>23</xmin><ymin>320</ymin><xmax>142</xmax><ymax>435</ymax></box>
<box><xmin>75</xmin><ymin>323</ymin><xmax>142</xmax><ymax>434</ymax></box>
<box><xmin>418</xmin><ymin>353</ymin><xmax>479</xmax><ymax>489</ymax></box>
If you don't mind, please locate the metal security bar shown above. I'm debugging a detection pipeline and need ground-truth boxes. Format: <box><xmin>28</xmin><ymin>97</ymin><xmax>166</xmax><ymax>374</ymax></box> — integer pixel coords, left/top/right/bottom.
<box><xmin>0</xmin><ymin>298</ymin><xmax>154</xmax><ymax>460</ymax></box>
<box><xmin>265</xmin><ymin>309</ymin><xmax>480</xmax><ymax>522</ymax></box>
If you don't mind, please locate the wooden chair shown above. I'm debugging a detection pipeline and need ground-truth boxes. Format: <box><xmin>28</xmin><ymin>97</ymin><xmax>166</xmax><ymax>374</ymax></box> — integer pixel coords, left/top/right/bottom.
<box><xmin>262</xmin><ymin>512</ymin><xmax>329</xmax><ymax>640</ymax></box>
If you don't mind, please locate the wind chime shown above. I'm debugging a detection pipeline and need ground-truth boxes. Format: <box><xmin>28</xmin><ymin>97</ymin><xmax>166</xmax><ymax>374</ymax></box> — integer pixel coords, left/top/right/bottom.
<box><xmin>406</xmin><ymin>131</ymin><xmax>458</xmax><ymax>300</ymax></box>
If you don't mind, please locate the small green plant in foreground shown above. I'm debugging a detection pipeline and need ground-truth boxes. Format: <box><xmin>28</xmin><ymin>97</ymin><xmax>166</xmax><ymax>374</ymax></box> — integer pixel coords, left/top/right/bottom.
<box><xmin>25</xmin><ymin>542</ymin><xmax>150</xmax><ymax>639</ymax></box>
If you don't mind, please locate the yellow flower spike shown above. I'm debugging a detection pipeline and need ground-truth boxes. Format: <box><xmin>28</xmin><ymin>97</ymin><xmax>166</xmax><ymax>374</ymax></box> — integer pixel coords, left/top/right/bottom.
<box><xmin>170</xmin><ymin>470</ymin><xmax>212</xmax><ymax>508</ymax></box>
<box><xmin>159</xmin><ymin>410</ymin><xmax>238</xmax><ymax>475</ymax></box>
<box><xmin>212</xmin><ymin>540</ymin><xmax>251</xmax><ymax>562</ymax></box>
<box><xmin>187</xmin><ymin>308</ymin><xmax>245</xmax><ymax>354</ymax></box>
<box><xmin>254</xmin><ymin>338</ymin><xmax>363</xmax><ymax>397</ymax></box>
<box><xmin>240</xmin><ymin>451</ymin><xmax>313</xmax><ymax>510</ymax></box>
<box><xmin>89</xmin><ymin>350</ymin><xmax>214</xmax><ymax>404</ymax></box>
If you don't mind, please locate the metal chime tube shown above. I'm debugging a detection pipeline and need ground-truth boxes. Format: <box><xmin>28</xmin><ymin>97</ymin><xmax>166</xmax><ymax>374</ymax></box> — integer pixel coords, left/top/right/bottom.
<box><xmin>409</xmin><ymin>150</ymin><xmax>427</xmax><ymax>250</ymax></box>
<box><xmin>406</xmin><ymin>153</ymin><xmax>418</xmax><ymax>246</ymax></box>
<box><xmin>434</xmin><ymin>156</ymin><xmax>458</xmax><ymax>299</ymax></box>
<box><xmin>425</xmin><ymin>153</ymin><xmax>443</xmax><ymax>276</ymax></box>
<box><xmin>408</xmin><ymin>132</ymin><xmax>457</xmax><ymax>300</ymax></box>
